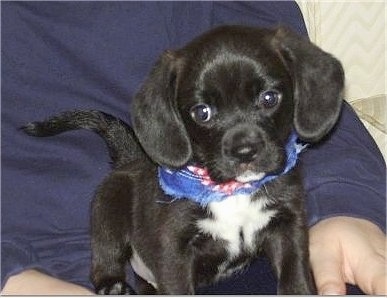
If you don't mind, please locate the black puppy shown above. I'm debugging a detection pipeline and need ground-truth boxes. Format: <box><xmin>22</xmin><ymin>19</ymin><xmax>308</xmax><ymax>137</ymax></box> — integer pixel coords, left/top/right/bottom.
<box><xmin>24</xmin><ymin>25</ymin><xmax>344</xmax><ymax>294</ymax></box>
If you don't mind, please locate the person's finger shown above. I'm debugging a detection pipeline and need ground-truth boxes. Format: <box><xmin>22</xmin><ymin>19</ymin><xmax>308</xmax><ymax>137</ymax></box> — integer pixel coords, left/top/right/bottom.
<box><xmin>349</xmin><ymin>219</ymin><xmax>387</xmax><ymax>295</ymax></box>
<box><xmin>309</xmin><ymin>225</ymin><xmax>346</xmax><ymax>295</ymax></box>
<box><xmin>371</xmin><ymin>271</ymin><xmax>387</xmax><ymax>294</ymax></box>
<box><xmin>310</xmin><ymin>250</ymin><xmax>346</xmax><ymax>294</ymax></box>
<box><xmin>354</xmin><ymin>251</ymin><xmax>386</xmax><ymax>295</ymax></box>
<box><xmin>309</xmin><ymin>217</ymin><xmax>386</xmax><ymax>295</ymax></box>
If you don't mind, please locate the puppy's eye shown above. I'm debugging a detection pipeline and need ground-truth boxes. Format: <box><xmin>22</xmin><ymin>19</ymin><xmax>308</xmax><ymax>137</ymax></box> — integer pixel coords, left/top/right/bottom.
<box><xmin>257</xmin><ymin>90</ymin><xmax>281</xmax><ymax>109</ymax></box>
<box><xmin>190</xmin><ymin>104</ymin><xmax>214</xmax><ymax>123</ymax></box>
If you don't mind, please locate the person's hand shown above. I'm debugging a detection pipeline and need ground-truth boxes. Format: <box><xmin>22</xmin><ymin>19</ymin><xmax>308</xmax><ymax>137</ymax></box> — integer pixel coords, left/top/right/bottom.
<box><xmin>1</xmin><ymin>269</ymin><xmax>94</xmax><ymax>295</ymax></box>
<box><xmin>309</xmin><ymin>216</ymin><xmax>386</xmax><ymax>295</ymax></box>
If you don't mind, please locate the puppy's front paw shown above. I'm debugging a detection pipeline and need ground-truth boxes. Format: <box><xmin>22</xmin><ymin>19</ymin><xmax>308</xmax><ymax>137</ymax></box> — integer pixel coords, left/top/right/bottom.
<box><xmin>96</xmin><ymin>279</ymin><xmax>135</xmax><ymax>295</ymax></box>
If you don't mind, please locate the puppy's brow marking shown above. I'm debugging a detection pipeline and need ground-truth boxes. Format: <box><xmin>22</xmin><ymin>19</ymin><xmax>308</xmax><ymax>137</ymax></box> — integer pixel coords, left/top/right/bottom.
<box><xmin>196</xmin><ymin>52</ymin><xmax>263</xmax><ymax>93</ymax></box>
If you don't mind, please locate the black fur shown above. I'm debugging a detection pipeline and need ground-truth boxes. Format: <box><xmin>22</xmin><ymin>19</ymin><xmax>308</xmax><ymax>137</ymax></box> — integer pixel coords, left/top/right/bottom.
<box><xmin>24</xmin><ymin>25</ymin><xmax>344</xmax><ymax>294</ymax></box>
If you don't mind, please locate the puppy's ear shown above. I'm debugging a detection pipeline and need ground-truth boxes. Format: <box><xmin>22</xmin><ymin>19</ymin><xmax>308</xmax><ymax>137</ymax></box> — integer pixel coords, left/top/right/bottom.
<box><xmin>272</xmin><ymin>27</ymin><xmax>345</xmax><ymax>142</ymax></box>
<box><xmin>132</xmin><ymin>50</ymin><xmax>192</xmax><ymax>167</ymax></box>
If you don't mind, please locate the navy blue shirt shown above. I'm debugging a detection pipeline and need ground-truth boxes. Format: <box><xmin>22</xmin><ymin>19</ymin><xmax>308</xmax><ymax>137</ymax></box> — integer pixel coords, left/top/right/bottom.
<box><xmin>2</xmin><ymin>1</ymin><xmax>385</xmax><ymax>294</ymax></box>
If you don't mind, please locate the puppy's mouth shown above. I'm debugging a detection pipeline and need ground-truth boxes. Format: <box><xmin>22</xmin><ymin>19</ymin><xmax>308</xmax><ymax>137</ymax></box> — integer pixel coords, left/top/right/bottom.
<box><xmin>235</xmin><ymin>170</ymin><xmax>266</xmax><ymax>183</ymax></box>
<box><xmin>205</xmin><ymin>153</ymin><xmax>285</xmax><ymax>184</ymax></box>
<box><xmin>206</xmin><ymin>161</ymin><xmax>275</xmax><ymax>185</ymax></box>
<box><xmin>234</xmin><ymin>161</ymin><xmax>268</xmax><ymax>183</ymax></box>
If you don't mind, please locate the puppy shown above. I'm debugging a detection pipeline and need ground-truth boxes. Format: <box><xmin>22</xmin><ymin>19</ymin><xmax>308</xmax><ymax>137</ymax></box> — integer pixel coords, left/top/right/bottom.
<box><xmin>24</xmin><ymin>25</ymin><xmax>344</xmax><ymax>294</ymax></box>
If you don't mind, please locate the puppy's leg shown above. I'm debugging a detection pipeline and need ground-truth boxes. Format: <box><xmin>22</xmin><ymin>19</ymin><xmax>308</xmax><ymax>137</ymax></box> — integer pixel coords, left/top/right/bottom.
<box><xmin>264</xmin><ymin>215</ymin><xmax>316</xmax><ymax>294</ymax></box>
<box><xmin>154</xmin><ymin>237</ymin><xmax>196</xmax><ymax>295</ymax></box>
<box><xmin>134</xmin><ymin>274</ymin><xmax>157</xmax><ymax>295</ymax></box>
<box><xmin>156</xmin><ymin>260</ymin><xmax>195</xmax><ymax>294</ymax></box>
<box><xmin>90</xmin><ymin>171</ymin><xmax>136</xmax><ymax>295</ymax></box>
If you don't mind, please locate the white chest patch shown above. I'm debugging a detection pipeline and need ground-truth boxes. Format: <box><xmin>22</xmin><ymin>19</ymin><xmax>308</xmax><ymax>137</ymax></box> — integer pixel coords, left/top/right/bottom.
<box><xmin>197</xmin><ymin>194</ymin><xmax>276</xmax><ymax>256</ymax></box>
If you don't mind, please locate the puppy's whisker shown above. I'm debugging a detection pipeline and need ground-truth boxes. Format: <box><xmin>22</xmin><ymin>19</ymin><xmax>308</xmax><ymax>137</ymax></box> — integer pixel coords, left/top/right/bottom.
<box><xmin>261</xmin><ymin>184</ymin><xmax>280</xmax><ymax>208</ymax></box>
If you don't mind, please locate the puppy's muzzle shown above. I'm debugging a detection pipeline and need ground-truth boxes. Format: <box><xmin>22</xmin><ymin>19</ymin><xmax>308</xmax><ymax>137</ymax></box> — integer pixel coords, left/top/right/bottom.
<box><xmin>222</xmin><ymin>124</ymin><xmax>285</xmax><ymax>183</ymax></box>
<box><xmin>223</xmin><ymin>125</ymin><xmax>263</xmax><ymax>164</ymax></box>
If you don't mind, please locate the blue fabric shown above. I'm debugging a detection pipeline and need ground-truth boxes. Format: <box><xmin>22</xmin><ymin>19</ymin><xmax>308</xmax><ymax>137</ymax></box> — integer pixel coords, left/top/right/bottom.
<box><xmin>2</xmin><ymin>1</ymin><xmax>384</xmax><ymax>294</ymax></box>
<box><xmin>158</xmin><ymin>133</ymin><xmax>306</xmax><ymax>206</ymax></box>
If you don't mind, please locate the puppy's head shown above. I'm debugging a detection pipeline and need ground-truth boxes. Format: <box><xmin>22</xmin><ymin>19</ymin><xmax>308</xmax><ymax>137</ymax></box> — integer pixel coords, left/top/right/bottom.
<box><xmin>132</xmin><ymin>26</ymin><xmax>344</xmax><ymax>182</ymax></box>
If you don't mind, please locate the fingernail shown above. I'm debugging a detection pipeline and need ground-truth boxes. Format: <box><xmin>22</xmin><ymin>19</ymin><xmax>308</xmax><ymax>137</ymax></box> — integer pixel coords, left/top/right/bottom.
<box><xmin>321</xmin><ymin>288</ymin><xmax>341</xmax><ymax>295</ymax></box>
<box><xmin>322</xmin><ymin>291</ymin><xmax>341</xmax><ymax>295</ymax></box>
<box><xmin>320</xmin><ymin>286</ymin><xmax>342</xmax><ymax>296</ymax></box>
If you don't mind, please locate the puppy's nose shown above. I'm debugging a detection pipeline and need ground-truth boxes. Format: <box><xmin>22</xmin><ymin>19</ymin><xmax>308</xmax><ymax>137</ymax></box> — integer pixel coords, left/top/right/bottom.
<box><xmin>231</xmin><ymin>144</ymin><xmax>258</xmax><ymax>163</ymax></box>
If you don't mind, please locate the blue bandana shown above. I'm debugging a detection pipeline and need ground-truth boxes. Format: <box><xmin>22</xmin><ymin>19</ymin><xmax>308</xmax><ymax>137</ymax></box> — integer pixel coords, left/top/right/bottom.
<box><xmin>158</xmin><ymin>133</ymin><xmax>307</xmax><ymax>206</ymax></box>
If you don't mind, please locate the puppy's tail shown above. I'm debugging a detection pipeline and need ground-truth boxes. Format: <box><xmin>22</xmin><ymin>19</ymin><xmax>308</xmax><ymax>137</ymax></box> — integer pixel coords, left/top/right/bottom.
<box><xmin>22</xmin><ymin>110</ymin><xmax>145</xmax><ymax>168</ymax></box>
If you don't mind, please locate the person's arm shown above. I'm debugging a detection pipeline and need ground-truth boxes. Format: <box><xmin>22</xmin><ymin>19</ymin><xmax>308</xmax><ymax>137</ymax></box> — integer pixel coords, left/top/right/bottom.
<box><xmin>1</xmin><ymin>240</ymin><xmax>94</xmax><ymax>295</ymax></box>
<box><xmin>302</xmin><ymin>102</ymin><xmax>386</xmax><ymax>295</ymax></box>
<box><xmin>1</xmin><ymin>270</ymin><xmax>94</xmax><ymax>295</ymax></box>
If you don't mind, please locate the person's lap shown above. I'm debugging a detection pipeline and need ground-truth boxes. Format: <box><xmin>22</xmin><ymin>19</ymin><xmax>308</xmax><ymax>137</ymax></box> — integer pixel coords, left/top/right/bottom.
<box><xmin>0</xmin><ymin>2</ymin><xmax>371</xmax><ymax>294</ymax></box>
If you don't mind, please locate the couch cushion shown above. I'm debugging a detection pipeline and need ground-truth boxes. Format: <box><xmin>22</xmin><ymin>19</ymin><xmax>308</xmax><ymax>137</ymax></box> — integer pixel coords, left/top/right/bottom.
<box><xmin>351</xmin><ymin>95</ymin><xmax>386</xmax><ymax>159</ymax></box>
